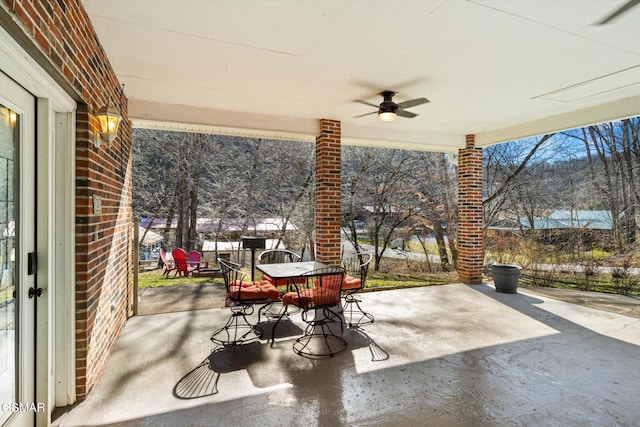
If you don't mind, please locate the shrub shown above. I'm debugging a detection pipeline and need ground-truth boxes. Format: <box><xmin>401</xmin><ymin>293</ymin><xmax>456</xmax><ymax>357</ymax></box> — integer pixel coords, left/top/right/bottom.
<box><xmin>611</xmin><ymin>256</ymin><xmax>640</xmax><ymax>296</ymax></box>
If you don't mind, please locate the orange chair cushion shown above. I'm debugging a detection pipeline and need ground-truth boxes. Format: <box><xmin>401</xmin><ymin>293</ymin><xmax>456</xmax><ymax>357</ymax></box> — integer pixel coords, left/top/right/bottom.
<box><xmin>282</xmin><ymin>288</ymin><xmax>338</xmax><ymax>309</ymax></box>
<box><xmin>263</xmin><ymin>274</ymin><xmax>306</xmax><ymax>287</ymax></box>
<box><xmin>232</xmin><ymin>280</ymin><xmax>254</xmax><ymax>288</ymax></box>
<box><xmin>342</xmin><ymin>275</ymin><xmax>362</xmax><ymax>290</ymax></box>
<box><xmin>282</xmin><ymin>288</ymin><xmax>313</xmax><ymax>308</ymax></box>
<box><xmin>258</xmin><ymin>282</ymin><xmax>280</xmax><ymax>300</ymax></box>
<box><xmin>316</xmin><ymin>276</ymin><xmax>343</xmax><ymax>291</ymax></box>
<box><xmin>229</xmin><ymin>281</ymin><xmax>279</xmax><ymax>301</ymax></box>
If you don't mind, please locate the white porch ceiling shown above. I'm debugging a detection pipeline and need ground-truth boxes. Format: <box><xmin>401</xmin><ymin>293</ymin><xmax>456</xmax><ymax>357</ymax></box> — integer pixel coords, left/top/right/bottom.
<box><xmin>82</xmin><ymin>0</ymin><xmax>640</xmax><ymax>151</ymax></box>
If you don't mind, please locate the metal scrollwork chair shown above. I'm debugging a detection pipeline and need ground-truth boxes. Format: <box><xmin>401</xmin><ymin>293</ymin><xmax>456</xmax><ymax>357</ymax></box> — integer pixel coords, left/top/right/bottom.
<box><xmin>259</xmin><ymin>249</ymin><xmax>302</xmax><ymax>264</ymax></box>
<box><xmin>259</xmin><ymin>249</ymin><xmax>302</xmax><ymax>284</ymax></box>
<box><xmin>276</xmin><ymin>266</ymin><xmax>346</xmax><ymax>358</ymax></box>
<box><xmin>210</xmin><ymin>258</ymin><xmax>279</xmax><ymax>346</ymax></box>
<box><xmin>341</xmin><ymin>253</ymin><xmax>374</xmax><ymax>328</ymax></box>
<box><xmin>258</xmin><ymin>249</ymin><xmax>305</xmax><ymax>321</ymax></box>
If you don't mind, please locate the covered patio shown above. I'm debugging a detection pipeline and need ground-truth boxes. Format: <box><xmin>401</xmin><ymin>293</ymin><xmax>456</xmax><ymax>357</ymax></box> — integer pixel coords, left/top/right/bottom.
<box><xmin>2</xmin><ymin>1</ymin><xmax>640</xmax><ymax>425</ymax></box>
<box><xmin>53</xmin><ymin>284</ymin><xmax>640</xmax><ymax>426</ymax></box>
<box><xmin>83</xmin><ymin>0</ymin><xmax>640</xmax><ymax>285</ymax></box>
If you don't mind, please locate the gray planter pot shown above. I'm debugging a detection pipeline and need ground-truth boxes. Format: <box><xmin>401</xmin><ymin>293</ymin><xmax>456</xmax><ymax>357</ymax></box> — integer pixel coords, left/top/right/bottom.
<box><xmin>491</xmin><ymin>264</ymin><xmax>521</xmax><ymax>294</ymax></box>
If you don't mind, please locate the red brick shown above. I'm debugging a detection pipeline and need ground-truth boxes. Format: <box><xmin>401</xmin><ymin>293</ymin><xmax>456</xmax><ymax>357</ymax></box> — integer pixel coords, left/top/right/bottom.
<box><xmin>457</xmin><ymin>136</ymin><xmax>483</xmax><ymax>284</ymax></box>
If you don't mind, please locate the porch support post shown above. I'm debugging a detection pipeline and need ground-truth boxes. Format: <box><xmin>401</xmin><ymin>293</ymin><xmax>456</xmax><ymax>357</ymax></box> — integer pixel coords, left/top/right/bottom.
<box><xmin>315</xmin><ymin>119</ymin><xmax>342</xmax><ymax>265</ymax></box>
<box><xmin>457</xmin><ymin>134</ymin><xmax>484</xmax><ymax>284</ymax></box>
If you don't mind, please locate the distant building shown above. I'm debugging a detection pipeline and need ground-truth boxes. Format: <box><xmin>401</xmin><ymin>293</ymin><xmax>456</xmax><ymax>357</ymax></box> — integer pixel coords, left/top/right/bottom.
<box><xmin>139</xmin><ymin>216</ymin><xmax>298</xmax><ymax>252</ymax></box>
<box><xmin>201</xmin><ymin>238</ymin><xmax>286</xmax><ymax>264</ymax></box>
<box><xmin>488</xmin><ymin>210</ymin><xmax>616</xmax><ymax>248</ymax></box>
<box><xmin>488</xmin><ymin>210</ymin><xmax>614</xmax><ymax>231</ymax></box>
<box><xmin>540</xmin><ymin>210</ymin><xmax>613</xmax><ymax>230</ymax></box>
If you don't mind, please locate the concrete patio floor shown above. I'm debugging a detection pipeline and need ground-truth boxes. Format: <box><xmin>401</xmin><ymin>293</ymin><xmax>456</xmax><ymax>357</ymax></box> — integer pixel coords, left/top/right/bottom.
<box><xmin>53</xmin><ymin>283</ymin><xmax>640</xmax><ymax>427</ymax></box>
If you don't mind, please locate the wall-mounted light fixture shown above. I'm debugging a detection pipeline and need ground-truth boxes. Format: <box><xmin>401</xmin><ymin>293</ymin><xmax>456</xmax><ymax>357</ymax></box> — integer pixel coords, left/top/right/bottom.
<box><xmin>94</xmin><ymin>102</ymin><xmax>122</xmax><ymax>148</ymax></box>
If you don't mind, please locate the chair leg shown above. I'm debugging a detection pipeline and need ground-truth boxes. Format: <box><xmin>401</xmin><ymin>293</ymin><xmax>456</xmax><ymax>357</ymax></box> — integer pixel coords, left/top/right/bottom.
<box><xmin>269</xmin><ymin>305</ymin><xmax>289</xmax><ymax>347</ymax></box>
<box><xmin>210</xmin><ymin>305</ymin><xmax>260</xmax><ymax>346</ymax></box>
<box><xmin>323</xmin><ymin>306</ymin><xmax>344</xmax><ymax>332</ymax></box>
<box><xmin>259</xmin><ymin>299</ymin><xmax>301</xmax><ymax>322</ymax></box>
<box><xmin>342</xmin><ymin>293</ymin><xmax>374</xmax><ymax>328</ymax></box>
<box><xmin>293</xmin><ymin>310</ymin><xmax>347</xmax><ymax>359</ymax></box>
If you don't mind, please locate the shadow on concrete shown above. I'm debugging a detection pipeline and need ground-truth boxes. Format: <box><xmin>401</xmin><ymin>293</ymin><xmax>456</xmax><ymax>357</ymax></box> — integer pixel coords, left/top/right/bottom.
<box><xmin>55</xmin><ymin>284</ymin><xmax>640</xmax><ymax>427</ymax></box>
<box><xmin>137</xmin><ymin>281</ymin><xmax>227</xmax><ymax>315</ymax></box>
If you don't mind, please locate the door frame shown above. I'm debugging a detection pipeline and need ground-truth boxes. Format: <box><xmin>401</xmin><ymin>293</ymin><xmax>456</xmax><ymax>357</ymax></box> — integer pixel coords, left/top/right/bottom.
<box><xmin>1</xmin><ymin>23</ymin><xmax>76</xmax><ymax>425</ymax></box>
<box><xmin>0</xmin><ymin>65</ymin><xmax>37</xmax><ymax>427</ymax></box>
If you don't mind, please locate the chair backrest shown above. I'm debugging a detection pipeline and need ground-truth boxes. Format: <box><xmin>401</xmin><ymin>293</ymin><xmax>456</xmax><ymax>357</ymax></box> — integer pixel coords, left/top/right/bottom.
<box><xmin>342</xmin><ymin>253</ymin><xmax>372</xmax><ymax>286</ymax></box>
<box><xmin>301</xmin><ymin>266</ymin><xmax>345</xmax><ymax>309</ymax></box>
<box><xmin>172</xmin><ymin>247</ymin><xmax>188</xmax><ymax>272</ymax></box>
<box><xmin>259</xmin><ymin>249</ymin><xmax>301</xmax><ymax>264</ymax></box>
<box><xmin>218</xmin><ymin>258</ymin><xmax>245</xmax><ymax>292</ymax></box>
<box><xmin>187</xmin><ymin>250</ymin><xmax>202</xmax><ymax>264</ymax></box>
<box><xmin>159</xmin><ymin>248</ymin><xmax>169</xmax><ymax>264</ymax></box>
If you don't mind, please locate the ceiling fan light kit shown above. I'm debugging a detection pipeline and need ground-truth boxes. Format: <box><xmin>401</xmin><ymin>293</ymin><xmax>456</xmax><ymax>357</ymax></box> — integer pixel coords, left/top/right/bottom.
<box><xmin>356</xmin><ymin>90</ymin><xmax>430</xmax><ymax>122</ymax></box>
<box><xmin>378</xmin><ymin>111</ymin><xmax>398</xmax><ymax>121</ymax></box>
<box><xmin>377</xmin><ymin>91</ymin><xmax>399</xmax><ymax>121</ymax></box>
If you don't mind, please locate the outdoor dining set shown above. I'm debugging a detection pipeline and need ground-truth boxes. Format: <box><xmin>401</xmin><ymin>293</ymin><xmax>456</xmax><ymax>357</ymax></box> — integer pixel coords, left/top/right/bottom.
<box><xmin>209</xmin><ymin>249</ymin><xmax>373</xmax><ymax>359</ymax></box>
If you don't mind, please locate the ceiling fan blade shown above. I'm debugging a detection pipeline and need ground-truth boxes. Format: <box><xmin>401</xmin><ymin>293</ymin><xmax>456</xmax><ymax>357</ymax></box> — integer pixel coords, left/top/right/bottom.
<box><xmin>397</xmin><ymin>110</ymin><xmax>417</xmax><ymax>119</ymax></box>
<box><xmin>396</xmin><ymin>98</ymin><xmax>430</xmax><ymax>109</ymax></box>
<box><xmin>354</xmin><ymin>100</ymin><xmax>380</xmax><ymax>109</ymax></box>
<box><xmin>354</xmin><ymin>111</ymin><xmax>377</xmax><ymax>118</ymax></box>
<box><xmin>596</xmin><ymin>0</ymin><xmax>639</xmax><ymax>24</ymax></box>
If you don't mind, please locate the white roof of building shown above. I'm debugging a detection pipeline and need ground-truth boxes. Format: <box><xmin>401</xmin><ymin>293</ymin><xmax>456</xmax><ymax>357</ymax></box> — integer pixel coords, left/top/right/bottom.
<box><xmin>201</xmin><ymin>239</ymin><xmax>285</xmax><ymax>252</ymax></box>
<box><xmin>138</xmin><ymin>227</ymin><xmax>163</xmax><ymax>246</ymax></box>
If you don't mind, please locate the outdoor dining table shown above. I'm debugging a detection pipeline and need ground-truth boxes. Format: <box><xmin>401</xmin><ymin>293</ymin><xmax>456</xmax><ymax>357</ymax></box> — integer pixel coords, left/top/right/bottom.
<box><xmin>255</xmin><ymin>260</ymin><xmax>329</xmax><ymax>321</ymax></box>
<box><xmin>256</xmin><ymin>260</ymin><xmax>347</xmax><ymax>355</ymax></box>
<box><xmin>256</xmin><ymin>260</ymin><xmax>329</xmax><ymax>282</ymax></box>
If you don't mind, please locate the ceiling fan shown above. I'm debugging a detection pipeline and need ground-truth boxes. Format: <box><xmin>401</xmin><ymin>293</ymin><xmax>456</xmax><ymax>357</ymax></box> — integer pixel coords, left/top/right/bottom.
<box><xmin>596</xmin><ymin>0</ymin><xmax>639</xmax><ymax>24</ymax></box>
<box><xmin>354</xmin><ymin>91</ymin><xmax>429</xmax><ymax>122</ymax></box>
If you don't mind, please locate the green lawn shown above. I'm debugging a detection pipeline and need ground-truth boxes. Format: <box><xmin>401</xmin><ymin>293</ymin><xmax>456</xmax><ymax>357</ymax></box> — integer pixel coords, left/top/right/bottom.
<box><xmin>137</xmin><ymin>267</ymin><xmax>457</xmax><ymax>290</ymax></box>
<box><xmin>366</xmin><ymin>271</ymin><xmax>457</xmax><ymax>289</ymax></box>
<box><xmin>137</xmin><ymin>269</ymin><xmax>218</xmax><ymax>287</ymax></box>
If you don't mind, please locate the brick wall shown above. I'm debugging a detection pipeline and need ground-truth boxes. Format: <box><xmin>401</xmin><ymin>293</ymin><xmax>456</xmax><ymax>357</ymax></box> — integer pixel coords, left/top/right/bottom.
<box><xmin>1</xmin><ymin>0</ymin><xmax>132</xmax><ymax>399</ymax></box>
<box><xmin>457</xmin><ymin>135</ymin><xmax>484</xmax><ymax>284</ymax></box>
<box><xmin>315</xmin><ymin>119</ymin><xmax>341</xmax><ymax>266</ymax></box>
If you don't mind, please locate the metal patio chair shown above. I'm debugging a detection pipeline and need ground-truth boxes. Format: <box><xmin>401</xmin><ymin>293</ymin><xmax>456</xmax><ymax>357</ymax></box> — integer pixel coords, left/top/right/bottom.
<box><xmin>257</xmin><ymin>249</ymin><xmax>305</xmax><ymax>322</ymax></box>
<box><xmin>276</xmin><ymin>266</ymin><xmax>346</xmax><ymax>358</ymax></box>
<box><xmin>258</xmin><ymin>249</ymin><xmax>302</xmax><ymax>284</ymax></box>
<box><xmin>341</xmin><ymin>253</ymin><xmax>374</xmax><ymax>327</ymax></box>
<box><xmin>210</xmin><ymin>258</ymin><xmax>279</xmax><ymax>346</ymax></box>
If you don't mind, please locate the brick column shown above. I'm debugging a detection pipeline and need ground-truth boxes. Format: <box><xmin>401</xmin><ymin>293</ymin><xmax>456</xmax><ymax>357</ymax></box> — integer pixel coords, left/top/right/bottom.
<box><xmin>315</xmin><ymin>119</ymin><xmax>341</xmax><ymax>265</ymax></box>
<box><xmin>457</xmin><ymin>135</ymin><xmax>484</xmax><ymax>284</ymax></box>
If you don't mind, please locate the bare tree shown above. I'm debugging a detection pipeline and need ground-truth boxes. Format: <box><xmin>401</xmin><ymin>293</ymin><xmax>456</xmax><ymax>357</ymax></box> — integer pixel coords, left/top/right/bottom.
<box><xmin>439</xmin><ymin>154</ymin><xmax>459</xmax><ymax>266</ymax></box>
<box><xmin>410</xmin><ymin>152</ymin><xmax>458</xmax><ymax>270</ymax></box>
<box><xmin>569</xmin><ymin>119</ymin><xmax>640</xmax><ymax>249</ymax></box>
<box><xmin>172</xmin><ymin>133</ymin><xmax>213</xmax><ymax>251</ymax></box>
<box><xmin>132</xmin><ymin>129</ymin><xmax>179</xmax><ymax>244</ymax></box>
<box><xmin>133</xmin><ymin>130</ymin><xmax>217</xmax><ymax>251</ymax></box>
<box><xmin>483</xmin><ymin>134</ymin><xmax>556</xmax><ymax>230</ymax></box>
<box><xmin>342</xmin><ymin>147</ymin><xmax>422</xmax><ymax>271</ymax></box>
<box><xmin>259</xmin><ymin>139</ymin><xmax>314</xmax><ymax>252</ymax></box>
